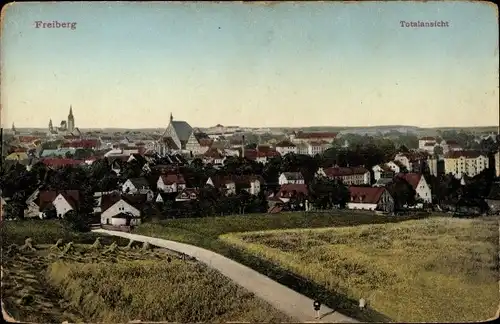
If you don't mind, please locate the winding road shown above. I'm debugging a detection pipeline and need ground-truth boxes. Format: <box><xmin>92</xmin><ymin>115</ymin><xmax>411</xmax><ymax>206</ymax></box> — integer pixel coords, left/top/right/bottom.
<box><xmin>93</xmin><ymin>229</ymin><xmax>359</xmax><ymax>323</ymax></box>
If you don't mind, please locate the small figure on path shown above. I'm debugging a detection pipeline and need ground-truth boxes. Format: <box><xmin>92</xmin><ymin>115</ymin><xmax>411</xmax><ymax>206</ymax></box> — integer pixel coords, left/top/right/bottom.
<box><xmin>359</xmin><ymin>297</ymin><xmax>366</xmax><ymax>311</ymax></box>
<box><xmin>313</xmin><ymin>300</ymin><xmax>321</xmax><ymax>319</ymax></box>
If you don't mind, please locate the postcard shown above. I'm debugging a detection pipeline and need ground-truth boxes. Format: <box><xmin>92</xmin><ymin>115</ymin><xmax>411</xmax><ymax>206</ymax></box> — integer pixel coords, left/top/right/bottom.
<box><xmin>0</xmin><ymin>1</ymin><xmax>498</xmax><ymax>323</ymax></box>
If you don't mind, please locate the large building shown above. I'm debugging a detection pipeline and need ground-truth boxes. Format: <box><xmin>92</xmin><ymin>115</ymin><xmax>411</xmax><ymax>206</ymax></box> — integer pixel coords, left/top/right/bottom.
<box><xmin>154</xmin><ymin>113</ymin><xmax>204</xmax><ymax>156</ymax></box>
<box><xmin>48</xmin><ymin>106</ymin><xmax>80</xmax><ymax>137</ymax></box>
<box><xmin>444</xmin><ymin>151</ymin><xmax>489</xmax><ymax>179</ymax></box>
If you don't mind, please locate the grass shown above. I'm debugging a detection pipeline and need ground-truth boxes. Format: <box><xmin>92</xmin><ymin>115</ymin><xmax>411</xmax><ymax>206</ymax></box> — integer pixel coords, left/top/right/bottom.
<box><xmin>220</xmin><ymin>217</ymin><xmax>499</xmax><ymax>323</ymax></box>
<box><xmin>132</xmin><ymin>211</ymin><xmax>433</xmax><ymax>322</ymax></box>
<box><xmin>1</xmin><ymin>221</ymin><xmax>290</xmax><ymax>322</ymax></box>
<box><xmin>134</xmin><ymin>211</ymin><xmax>431</xmax><ymax>251</ymax></box>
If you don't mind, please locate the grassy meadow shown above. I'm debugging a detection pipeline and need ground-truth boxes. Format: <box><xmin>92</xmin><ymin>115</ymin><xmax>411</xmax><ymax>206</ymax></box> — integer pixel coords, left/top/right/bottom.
<box><xmin>134</xmin><ymin>211</ymin><xmax>431</xmax><ymax>251</ymax></box>
<box><xmin>220</xmin><ymin>217</ymin><xmax>499</xmax><ymax>322</ymax></box>
<box><xmin>1</xmin><ymin>220</ymin><xmax>290</xmax><ymax>323</ymax></box>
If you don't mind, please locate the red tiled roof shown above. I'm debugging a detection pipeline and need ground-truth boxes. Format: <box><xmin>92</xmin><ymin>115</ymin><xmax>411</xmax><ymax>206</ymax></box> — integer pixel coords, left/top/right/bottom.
<box><xmin>17</xmin><ymin>136</ymin><xmax>40</xmax><ymax>143</ymax></box>
<box><xmin>41</xmin><ymin>158</ymin><xmax>84</xmax><ymax>168</ymax></box>
<box><xmin>39</xmin><ymin>190</ymin><xmax>80</xmax><ymax>211</ymax></box>
<box><xmin>160</xmin><ymin>174</ymin><xmax>186</xmax><ymax>185</ymax></box>
<box><xmin>244</xmin><ymin>149</ymin><xmax>280</xmax><ymax>160</ymax></box>
<box><xmin>277</xmin><ymin>184</ymin><xmax>309</xmax><ymax>198</ymax></box>
<box><xmin>176</xmin><ymin>188</ymin><xmax>199</xmax><ymax>200</ymax></box>
<box><xmin>445</xmin><ymin>150</ymin><xmax>485</xmax><ymax>159</ymax></box>
<box><xmin>13</xmin><ymin>147</ymin><xmax>27</xmax><ymax>153</ymax></box>
<box><xmin>295</xmin><ymin>132</ymin><xmax>337</xmax><ymax>139</ymax></box>
<box><xmin>100</xmin><ymin>192</ymin><xmax>147</xmax><ymax>212</ymax></box>
<box><xmin>420</xmin><ymin>137</ymin><xmax>436</xmax><ymax>141</ymax></box>
<box><xmin>275</xmin><ymin>140</ymin><xmax>296</xmax><ymax>148</ymax></box>
<box><xmin>324</xmin><ymin>166</ymin><xmax>369</xmax><ymax>178</ymax></box>
<box><xmin>424</xmin><ymin>142</ymin><xmax>435</xmax><ymax>147</ymax></box>
<box><xmin>61</xmin><ymin>139</ymin><xmax>99</xmax><ymax>148</ymax></box>
<box><xmin>348</xmin><ymin>186</ymin><xmax>386</xmax><ymax>204</ymax></box>
<box><xmin>395</xmin><ymin>173</ymin><xmax>422</xmax><ymax>190</ymax></box>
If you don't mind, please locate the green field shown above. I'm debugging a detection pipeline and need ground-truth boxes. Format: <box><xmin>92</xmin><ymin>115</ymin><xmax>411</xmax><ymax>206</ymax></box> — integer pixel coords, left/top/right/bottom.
<box><xmin>134</xmin><ymin>211</ymin><xmax>430</xmax><ymax>251</ymax></box>
<box><xmin>220</xmin><ymin>217</ymin><xmax>499</xmax><ymax>322</ymax></box>
<box><xmin>1</xmin><ymin>220</ymin><xmax>290</xmax><ymax>323</ymax></box>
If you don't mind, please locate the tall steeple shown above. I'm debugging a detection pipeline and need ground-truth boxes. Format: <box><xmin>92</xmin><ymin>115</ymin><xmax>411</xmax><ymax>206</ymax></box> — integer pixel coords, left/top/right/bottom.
<box><xmin>48</xmin><ymin>119</ymin><xmax>53</xmax><ymax>131</ymax></box>
<box><xmin>170</xmin><ymin>113</ymin><xmax>173</xmax><ymax>122</ymax></box>
<box><xmin>67</xmin><ymin>105</ymin><xmax>75</xmax><ymax>133</ymax></box>
<box><xmin>11</xmin><ymin>122</ymin><xmax>16</xmax><ymax>133</ymax></box>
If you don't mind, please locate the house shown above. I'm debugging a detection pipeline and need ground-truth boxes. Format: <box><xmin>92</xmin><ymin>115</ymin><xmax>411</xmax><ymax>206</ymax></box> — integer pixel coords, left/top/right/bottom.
<box><xmin>38</xmin><ymin>190</ymin><xmax>80</xmax><ymax>218</ymax></box>
<box><xmin>372</xmin><ymin>164</ymin><xmax>395</xmax><ymax>182</ymax></box>
<box><xmin>306</xmin><ymin>141</ymin><xmax>330</xmax><ymax>156</ymax></box>
<box><xmin>203</xmin><ymin>147</ymin><xmax>226</xmax><ymax>165</ymax></box>
<box><xmin>100</xmin><ymin>193</ymin><xmax>145</xmax><ymax>226</ymax></box>
<box><xmin>394</xmin><ymin>151</ymin><xmax>429</xmax><ymax>173</ymax></box>
<box><xmin>347</xmin><ymin>186</ymin><xmax>394</xmax><ymax>213</ymax></box>
<box><xmin>275</xmin><ymin>183</ymin><xmax>309</xmax><ymax>203</ymax></box>
<box><xmin>395</xmin><ymin>173</ymin><xmax>432</xmax><ymax>203</ymax></box>
<box><xmin>157</xmin><ymin>174</ymin><xmax>187</xmax><ymax>193</ymax></box>
<box><xmin>441</xmin><ymin>140</ymin><xmax>462</xmax><ymax>154</ymax></box>
<box><xmin>418</xmin><ymin>137</ymin><xmax>437</xmax><ymax>151</ymax></box>
<box><xmin>155</xmin><ymin>192</ymin><xmax>176</xmax><ymax>204</ymax></box>
<box><xmin>444</xmin><ymin>151</ymin><xmax>489</xmax><ymax>179</ymax></box>
<box><xmin>317</xmin><ymin>166</ymin><xmax>370</xmax><ymax>185</ymax></box>
<box><xmin>175</xmin><ymin>188</ymin><xmax>200</xmax><ymax>202</ymax></box>
<box><xmin>274</xmin><ymin>140</ymin><xmax>297</xmax><ymax>155</ymax></box>
<box><xmin>242</xmin><ymin>148</ymin><xmax>280</xmax><ymax>164</ymax></box>
<box><xmin>485</xmin><ymin>184</ymin><xmax>500</xmax><ymax>214</ymax></box>
<box><xmin>278</xmin><ymin>172</ymin><xmax>305</xmax><ymax>185</ymax></box>
<box><xmin>232</xmin><ymin>175</ymin><xmax>264</xmax><ymax>195</ymax></box>
<box><xmin>121</xmin><ymin>177</ymin><xmax>154</xmax><ymax>201</ymax></box>
<box><xmin>206</xmin><ymin>176</ymin><xmax>237</xmax><ymax>195</ymax></box>
<box><xmin>290</xmin><ymin>131</ymin><xmax>337</xmax><ymax>144</ymax></box>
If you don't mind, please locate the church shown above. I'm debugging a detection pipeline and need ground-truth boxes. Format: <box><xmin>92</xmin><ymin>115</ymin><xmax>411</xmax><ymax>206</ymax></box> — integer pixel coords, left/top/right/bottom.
<box><xmin>154</xmin><ymin>113</ymin><xmax>204</xmax><ymax>156</ymax></box>
<box><xmin>48</xmin><ymin>106</ymin><xmax>81</xmax><ymax>137</ymax></box>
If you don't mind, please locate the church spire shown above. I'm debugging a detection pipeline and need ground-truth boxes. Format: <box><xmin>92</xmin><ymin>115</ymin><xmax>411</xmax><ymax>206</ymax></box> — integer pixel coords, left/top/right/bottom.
<box><xmin>69</xmin><ymin>105</ymin><xmax>73</xmax><ymax>117</ymax></box>
<box><xmin>11</xmin><ymin>122</ymin><xmax>16</xmax><ymax>132</ymax></box>
<box><xmin>170</xmin><ymin>113</ymin><xmax>173</xmax><ymax>122</ymax></box>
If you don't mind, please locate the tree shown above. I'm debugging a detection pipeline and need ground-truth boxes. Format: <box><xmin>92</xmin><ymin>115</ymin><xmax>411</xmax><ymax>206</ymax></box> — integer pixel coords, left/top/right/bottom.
<box><xmin>62</xmin><ymin>210</ymin><xmax>90</xmax><ymax>232</ymax></box>
<box><xmin>308</xmin><ymin>176</ymin><xmax>349</xmax><ymax>210</ymax></box>
<box><xmin>386</xmin><ymin>177</ymin><xmax>416</xmax><ymax>210</ymax></box>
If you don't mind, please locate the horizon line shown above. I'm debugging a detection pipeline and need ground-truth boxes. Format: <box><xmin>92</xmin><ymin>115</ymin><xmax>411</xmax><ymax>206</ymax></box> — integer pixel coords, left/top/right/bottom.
<box><xmin>3</xmin><ymin>124</ymin><xmax>500</xmax><ymax>131</ymax></box>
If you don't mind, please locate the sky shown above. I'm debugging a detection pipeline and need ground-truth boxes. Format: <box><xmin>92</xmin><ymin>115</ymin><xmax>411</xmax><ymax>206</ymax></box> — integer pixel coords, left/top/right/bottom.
<box><xmin>1</xmin><ymin>1</ymin><xmax>498</xmax><ymax>129</ymax></box>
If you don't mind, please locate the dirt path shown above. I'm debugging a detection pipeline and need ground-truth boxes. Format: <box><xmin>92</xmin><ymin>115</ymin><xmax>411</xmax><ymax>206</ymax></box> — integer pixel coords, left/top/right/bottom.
<box><xmin>93</xmin><ymin>229</ymin><xmax>359</xmax><ymax>323</ymax></box>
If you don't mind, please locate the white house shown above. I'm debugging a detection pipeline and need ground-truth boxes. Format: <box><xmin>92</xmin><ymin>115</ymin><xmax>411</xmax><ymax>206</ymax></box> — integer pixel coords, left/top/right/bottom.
<box><xmin>278</xmin><ymin>172</ymin><xmax>305</xmax><ymax>185</ymax></box>
<box><xmin>206</xmin><ymin>176</ymin><xmax>237</xmax><ymax>195</ymax></box>
<box><xmin>347</xmin><ymin>186</ymin><xmax>394</xmax><ymax>213</ymax></box>
<box><xmin>100</xmin><ymin>194</ymin><xmax>141</xmax><ymax>226</ymax></box>
<box><xmin>38</xmin><ymin>190</ymin><xmax>80</xmax><ymax>219</ymax></box>
<box><xmin>175</xmin><ymin>188</ymin><xmax>199</xmax><ymax>202</ymax></box>
<box><xmin>275</xmin><ymin>140</ymin><xmax>297</xmax><ymax>155</ymax></box>
<box><xmin>396</xmin><ymin>173</ymin><xmax>432</xmax><ymax>203</ymax></box>
<box><xmin>157</xmin><ymin>174</ymin><xmax>186</xmax><ymax>193</ymax></box>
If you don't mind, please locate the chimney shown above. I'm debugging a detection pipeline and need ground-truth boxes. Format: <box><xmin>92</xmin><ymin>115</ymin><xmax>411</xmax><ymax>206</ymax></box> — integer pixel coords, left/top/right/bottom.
<box><xmin>241</xmin><ymin>135</ymin><xmax>245</xmax><ymax>158</ymax></box>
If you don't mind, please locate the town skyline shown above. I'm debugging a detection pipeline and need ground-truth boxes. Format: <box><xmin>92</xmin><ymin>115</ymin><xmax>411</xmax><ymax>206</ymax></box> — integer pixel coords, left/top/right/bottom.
<box><xmin>1</xmin><ymin>1</ymin><xmax>498</xmax><ymax>129</ymax></box>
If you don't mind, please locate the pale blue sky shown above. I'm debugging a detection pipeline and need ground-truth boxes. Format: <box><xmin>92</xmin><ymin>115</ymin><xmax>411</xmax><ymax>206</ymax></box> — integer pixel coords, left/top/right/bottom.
<box><xmin>1</xmin><ymin>1</ymin><xmax>498</xmax><ymax>128</ymax></box>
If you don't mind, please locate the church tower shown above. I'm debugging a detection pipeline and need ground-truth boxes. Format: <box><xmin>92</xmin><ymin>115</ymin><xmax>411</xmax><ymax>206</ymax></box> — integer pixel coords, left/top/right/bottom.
<box><xmin>11</xmin><ymin>122</ymin><xmax>16</xmax><ymax>133</ymax></box>
<box><xmin>48</xmin><ymin>119</ymin><xmax>53</xmax><ymax>132</ymax></box>
<box><xmin>67</xmin><ymin>105</ymin><xmax>75</xmax><ymax>133</ymax></box>
<box><xmin>170</xmin><ymin>113</ymin><xmax>173</xmax><ymax>122</ymax></box>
